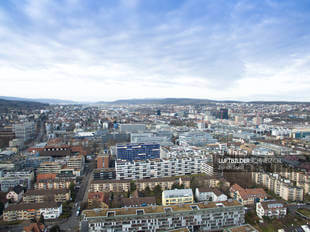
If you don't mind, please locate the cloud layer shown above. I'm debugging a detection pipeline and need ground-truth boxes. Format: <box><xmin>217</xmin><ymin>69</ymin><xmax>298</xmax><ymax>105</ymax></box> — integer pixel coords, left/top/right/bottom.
<box><xmin>0</xmin><ymin>0</ymin><xmax>310</xmax><ymax>101</ymax></box>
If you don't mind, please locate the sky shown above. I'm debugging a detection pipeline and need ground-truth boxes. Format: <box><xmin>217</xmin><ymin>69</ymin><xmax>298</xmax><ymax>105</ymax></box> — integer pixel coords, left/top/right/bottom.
<box><xmin>1</xmin><ymin>0</ymin><xmax>310</xmax><ymax>102</ymax></box>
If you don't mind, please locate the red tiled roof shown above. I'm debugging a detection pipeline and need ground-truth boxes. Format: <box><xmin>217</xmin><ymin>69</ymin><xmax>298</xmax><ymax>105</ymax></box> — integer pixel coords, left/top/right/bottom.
<box><xmin>37</xmin><ymin>173</ymin><xmax>56</xmax><ymax>181</ymax></box>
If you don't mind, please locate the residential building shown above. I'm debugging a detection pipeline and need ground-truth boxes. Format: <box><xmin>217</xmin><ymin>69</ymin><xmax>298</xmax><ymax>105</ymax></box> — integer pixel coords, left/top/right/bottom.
<box><xmin>38</xmin><ymin>162</ymin><xmax>62</xmax><ymax>174</ymax></box>
<box><xmin>13</xmin><ymin>122</ymin><xmax>35</xmax><ymax>142</ymax></box>
<box><xmin>162</xmin><ymin>189</ymin><xmax>193</xmax><ymax>206</ymax></box>
<box><xmin>195</xmin><ymin>187</ymin><xmax>227</xmax><ymax>202</ymax></box>
<box><xmin>23</xmin><ymin>189</ymin><xmax>70</xmax><ymax>203</ymax></box>
<box><xmin>136</xmin><ymin>177</ymin><xmax>191</xmax><ymax>191</ymax></box>
<box><xmin>256</xmin><ymin>200</ymin><xmax>287</xmax><ymax>218</ymax></box>
<box><xmin>89</xmin><ymin>176</ymin><xmax>191</xmax><ymax>193</ymax></box>
<box><xmin>0</xmin><ymin>171</ymin><xmax>34</xmax><ymax>192</ymax></box>
<box><xmin>67</xmin><ymin>155</ymin><xmax>85</xmax><ymax>171</ymax></box>
<box><xmin>3</xmin><ymin>202</ymin><xmax>62</xmax><ymax>221</ymax></box>
<box><xmin>252</xmin><ymin>172</ymin><xmax>304</xmax><ymax>201</ymax></box>
<box><xmin>230</xmin><ymin>184</ymin><xmax>268</xmax><ymax>205</ymax></box>
<box><xmin>34</xmin><ymin>179</ymin><xmax>73</xmax><ymax>190</ymax></box>
<box><xmin>88</xmin><ymin>192</ymin><xmax>109</xmax><ymax>208</ymax></box>
<box><xmin>115</xmin><ymin>155</ymin><xmax>208</xmax><ymax>180</ymax></box>
<box><xmin>89</xmin><ymin>179</ymin><xmax>130</xmax><ymax>192</ymax></box>
<box><xmin>116</xmin><ymin>143</ymin><xmax>160</xmax><ymax>161</ymax></box>
<box><xmin>93</xmin><ymin>168</ymin><xmax>116</xmax><ymax>180</ymax></box>
<box><xmin>81</xmin><ymin>200</ymin><xmax>245</xmax><ymax>232</ymax></box>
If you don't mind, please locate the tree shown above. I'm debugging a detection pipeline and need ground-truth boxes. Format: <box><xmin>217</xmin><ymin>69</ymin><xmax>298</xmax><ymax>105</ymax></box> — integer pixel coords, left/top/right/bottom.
<box><xmin>130</xmin><ymin>181</ymin><xmax>137</xmax><ymax>193</ymax></box>
<box><xmin>69</xmin><ymin>182</ymin><xmax>76</xmax><ymax>201</ymax></box>
<box><xmin>171</xmin><ymin>183</ymin><xmax>184</xmax><ymax>189</ymax></box>
<box><xmin>39</xmin><ymin>213</ymin><xmax>45</xmax><ymax>225</ymax></box>
<box><xmin>50</xmin><ymin>225</ymin><xmax>61</xmax><ymax>232</ymax></box>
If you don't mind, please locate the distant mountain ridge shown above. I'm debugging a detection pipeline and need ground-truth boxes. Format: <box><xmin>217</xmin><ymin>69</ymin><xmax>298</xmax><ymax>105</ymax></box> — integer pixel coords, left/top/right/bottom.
<box><xmin>97</xmin><ymin>98</ymin><xmax>241</xmax><ymax>105</ymax></box>
<box><xmin>0</xmin><ymin>98</ymin><xmax>47</xmax><ymax>113</ymax></box>
<box><xmin>0</xmin><ymin>96</ymin><xmax>77</xmax><ymax>104</ymax></box>
<box><xmin>1</xmin><ymin>96</ymin><xmax>310</xmax><ymax>105</ymax></box>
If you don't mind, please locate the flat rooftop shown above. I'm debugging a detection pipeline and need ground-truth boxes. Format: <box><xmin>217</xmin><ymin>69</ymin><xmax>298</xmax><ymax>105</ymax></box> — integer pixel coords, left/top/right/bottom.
<box><xmin>162</xmin><ymin>189</ymin><xmax>193</xmax><ymax>198</ymax></box>
<box><xmin>82</xmin><ymin>200</ymin><xmax>243</xmax><ymax>218</ymax></box>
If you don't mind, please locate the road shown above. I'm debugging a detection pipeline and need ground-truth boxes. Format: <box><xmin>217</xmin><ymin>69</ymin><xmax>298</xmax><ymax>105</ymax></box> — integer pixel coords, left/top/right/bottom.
<box><xmin>59</xmin><ymin>161</ymin><xmax>94</xmax><ymax>231</ymax></box>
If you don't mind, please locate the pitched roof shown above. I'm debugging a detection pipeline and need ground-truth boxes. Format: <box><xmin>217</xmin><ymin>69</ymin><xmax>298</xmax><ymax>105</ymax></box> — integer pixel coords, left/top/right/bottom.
<box><xmin>23</xmin><ymin>223</ymin><xmax>46</xmax><ymax>232</ymax></box>
<box><xmin>5</xmin><ymin>202</ymin><xmax>61</xmax><ymax>211</ymax></box>
<box><xmin>231</xmin><ymin>184</ymin><xmax>267</xmax><ymax>200</ymax></box>
<box><xmin>36</xmin><ymin>173</ymin><xmax>57</xmax><ymax>181</ymax></box>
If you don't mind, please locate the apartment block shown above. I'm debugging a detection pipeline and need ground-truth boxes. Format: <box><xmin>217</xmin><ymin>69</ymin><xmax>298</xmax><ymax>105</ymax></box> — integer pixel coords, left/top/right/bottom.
<box><xmin>23</xmin><ymin>189</ymin><xmax>70</xmax><ymax>203</ymax></box>
<box><xmin>136</xmin><ymin>177</ymin><xmax>191</xmax><ymax>191</ymax></box>
<box><xmin>3</xmin><ymin>202</ymin><xmax>62</xmax><ymax>221</ymax></box>
<box><xmin>67</xmin><ymin>155</ymin><xmax>85</xmax><ymax>171</ymax></box>
<box><xmin>115</xmin><ymin>155</ymin><xmax>208</xmax><ymax>180</ymax></box>
<box><xmin>38</xmin><ymin>162</ymin><xmax>63</xmax><ymax>174</ymax></box>
<box><xmin>13</xmin><ymin>122</ymin><xmax>35</xmax><ymax>142</ymax></box>
<box><xmin>34</xmin><ymin>179</ymin><xmax>74</xmax><ymax>190</ymax></box>
<box><xmin>256</xmin><ymin>201</ymin><xmax>287</xmax><ymax>219</ymax></box>
<box><xmin>81</xmin><ymin>200</ymin><xmax>245</xmax><ymax>232</ymax></box>
<box><xmin>0</xmin><ymin>171</ymin><xmax>34</xmax><ymax>192</ymax></box>
<box><xmin>89</xmin><ymin>176</ymin><xmax>191</xmax><ymax>193</ymax></box>
<box><xmin>252</xmin><ymin>172</ymin><xmax>304</xmax><ymax>201</ymax></box>
<box><xmin>89</xmin><ymin>179</ymin><xmax>130</xmax><ymax>192</ymax></box>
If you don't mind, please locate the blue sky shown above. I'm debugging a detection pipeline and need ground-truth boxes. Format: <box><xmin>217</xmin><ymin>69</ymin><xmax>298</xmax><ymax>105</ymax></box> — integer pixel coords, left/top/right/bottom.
<box><xmin>0</xmin><ymin>0</ymin><xmax>310</xmax><ymax>101</ymax></box>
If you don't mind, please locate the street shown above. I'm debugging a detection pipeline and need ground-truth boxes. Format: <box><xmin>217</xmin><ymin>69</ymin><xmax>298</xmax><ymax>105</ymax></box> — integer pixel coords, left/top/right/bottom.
<box><xmin>59</xmin><ymin>160</ymin><xmax>94</xmax><ymax>231</ymax></box>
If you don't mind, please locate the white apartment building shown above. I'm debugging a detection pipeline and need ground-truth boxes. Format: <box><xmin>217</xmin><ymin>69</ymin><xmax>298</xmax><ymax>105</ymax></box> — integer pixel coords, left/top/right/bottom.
<box><xmin>40</xmin><ymin>204</ymin><xmax>62</xmax><ymax>219</ymax></box>
<box><xmin>115</xmin><ymin>155</ymin><xmax>210</xmax><ymax>180</ymax></box>
<box><xmin>81</xmin><ymin>201</ymin><xmax>245</xmax><ymax>232</ymax></box>
<box><xmin>252</xmin><ymin>172</ymin><xmax>304</xmax><ymax>201</ymax></box>
<box><xmin>256</xmin><ymin>201</ymin><xmax>287</xmax><ymax>218</ymax></box>
<box><xmin>179</xmin><ymin>131</ymin><xmax>217</xmax><ymax>146</ymax></box>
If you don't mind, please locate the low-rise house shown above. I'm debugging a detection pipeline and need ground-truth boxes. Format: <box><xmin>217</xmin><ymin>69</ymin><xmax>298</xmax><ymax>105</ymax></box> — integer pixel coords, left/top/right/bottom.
<box><xmin>162</xmin><ymin>189</ymin><xmax>193</xmax><ymax>206</ymax></box>
<box><xmin>195</xmin><ymin>187</ymin><xmax>227</xmax><ymax>202</ymax></box>
<box><xmin>88</xmin><ymin>192</ymin><xmax>109</xmax><ymax>208</ymax></box>
<box><xmin>121</xmin><ymin>197</ymin><xmax>156</xmax><ymax>207</ymax></box>
<box><xmin>6</xmin><ymin>185</ymin><xmax>24</xmax><ymax>203</ymax></box>
<box><xmin>3</xmin><ymin>202</ymin><xmax>62</xmax><ymax>221</ymax></box>
<box><xmin>23</xmin><ymin>189</ymin><xmax>70</xmax><ymax>203</ymax></box>
<box><xmin>256</xmin><ymin>200</ymin><xmax>287</xmax><ymax>218</ymax></box>
<box><xmin>230</xmin><ymin>184</ymin><xmax>267</xmax><ymax>205</ymax></box>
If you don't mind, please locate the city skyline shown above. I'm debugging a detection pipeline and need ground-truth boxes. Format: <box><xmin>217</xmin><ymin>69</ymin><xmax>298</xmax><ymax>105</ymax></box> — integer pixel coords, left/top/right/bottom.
<box><xmin>1</xmin><ymin>0</ymin><xmax>310</xmax><ymax>102</ymax></box>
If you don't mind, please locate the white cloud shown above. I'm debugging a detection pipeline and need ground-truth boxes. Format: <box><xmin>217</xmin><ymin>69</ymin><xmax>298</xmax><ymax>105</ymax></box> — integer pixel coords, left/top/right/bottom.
<box><xmin>0</xmin><ymin>0</ymin><xmax>309</xmax><ymax>101</ymax></box>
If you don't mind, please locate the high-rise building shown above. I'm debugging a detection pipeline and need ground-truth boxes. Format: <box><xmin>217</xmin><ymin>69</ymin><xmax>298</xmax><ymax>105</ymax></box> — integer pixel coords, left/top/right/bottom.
<box><xmin>218</xmin><ymin>108</ymin><xmax>229</xmax><ymax>120</ymax></box>
<box><xmin>13</xmin><ymin>122</ymin><xmax>35</xmax><ymax>142</ymax></box>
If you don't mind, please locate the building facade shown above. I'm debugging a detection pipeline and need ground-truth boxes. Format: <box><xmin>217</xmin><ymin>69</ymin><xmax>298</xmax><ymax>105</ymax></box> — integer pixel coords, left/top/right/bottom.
<box><xmin>115</xmin><ymin>155</ymin><xmax>208</xmax><ymax>180</ymax></box>
<box><xmin>3</xmin><ymin>203</ymin><xmax>62</xmax><ymax>221</ymax></box>
<box><xmin>162</xmin><ymin>189</ymin><xmax>193</xmax><ymax>206</ymax></box>
<box><xmin>116</xmin><ymin>143</ymin><xmax>160</xmax><ymax>161</ymax></box>
<box><xmin>252</xmin><ymin>172</ymin><xmax>304</xmax><ymax>201</ymax></box>
<box><xmin>81</xmin><ymin>201</ymin><xmax>245</xmax><ymax>232</ymax></box>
